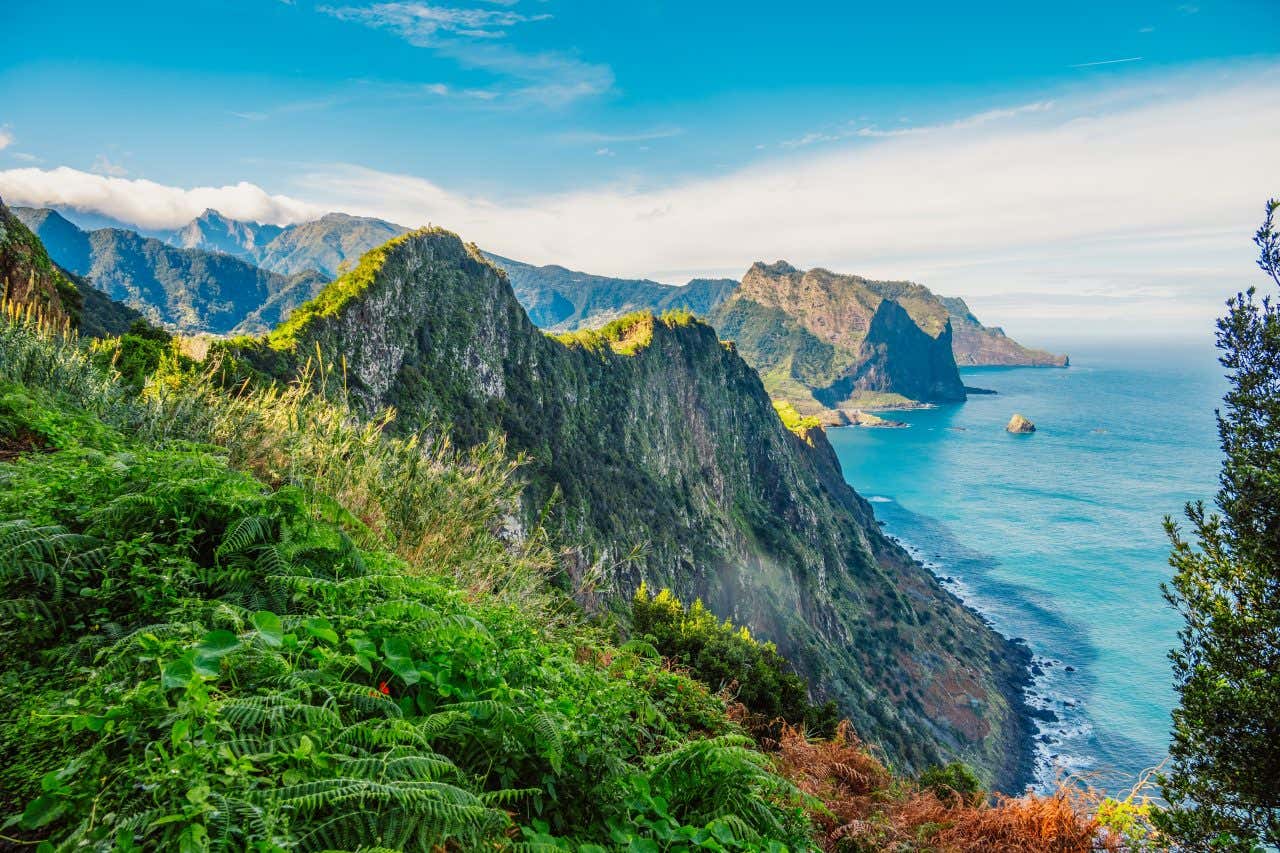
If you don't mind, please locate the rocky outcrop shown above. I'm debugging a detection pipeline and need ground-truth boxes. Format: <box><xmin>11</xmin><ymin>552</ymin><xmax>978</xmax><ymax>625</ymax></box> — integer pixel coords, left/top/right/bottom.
<box><xmin>224</xmin><ymin>228</ymin><xmax>1033</xmax><ymax>789</ymax></box>
<box><xmin>1006</xmin><ymin>413</ymin><xmax>1036</xmax><ymax>433</ymax></box>
<box><xmin>710</xmin><ymin>261</ymin><xmax>967</xmax><ymax>416</ymax></box>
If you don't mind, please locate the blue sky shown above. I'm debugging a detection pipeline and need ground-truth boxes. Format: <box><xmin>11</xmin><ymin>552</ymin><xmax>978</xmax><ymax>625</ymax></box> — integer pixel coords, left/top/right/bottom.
<box><xmin>1</xmin><ymin>0</ymin><xmax>1278</xmax><ymax>337</ymax></box>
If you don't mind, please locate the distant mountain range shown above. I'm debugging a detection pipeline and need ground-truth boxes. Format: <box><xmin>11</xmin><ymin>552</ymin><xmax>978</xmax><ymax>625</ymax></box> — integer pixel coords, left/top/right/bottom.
<box><xmin>0</xmin><ymin>198</ymin><xmax>140</xmax><ymax>337</ymax></box>
<box><xmin>13</xmin><ymin>208</ymin><xmax>329</xmax><ymax>334</ymax></box>
<box><xmin>16</xmin><ymin>204</ymin><xmax>1066</xmax><ymax>411</ymax></box>
<box><xmin>487</xmin><ymin>252</ymin><xmax>739</xmax><ymax>331</ymax></box>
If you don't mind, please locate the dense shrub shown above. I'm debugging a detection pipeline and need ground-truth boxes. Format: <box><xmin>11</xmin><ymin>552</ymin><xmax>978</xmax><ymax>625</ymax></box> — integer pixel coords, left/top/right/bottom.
<box><xmin>631</xmin><ymin>584</ymin><xmax>839</xmax><ymax>740</ymax></box>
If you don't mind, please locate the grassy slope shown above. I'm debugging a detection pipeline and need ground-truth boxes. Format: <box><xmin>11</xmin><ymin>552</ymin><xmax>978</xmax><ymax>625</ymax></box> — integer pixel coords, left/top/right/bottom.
<box><xmin>0</xmin><ymin>314</ymin><xmax>814</xmax><ymax>850</ymax></box>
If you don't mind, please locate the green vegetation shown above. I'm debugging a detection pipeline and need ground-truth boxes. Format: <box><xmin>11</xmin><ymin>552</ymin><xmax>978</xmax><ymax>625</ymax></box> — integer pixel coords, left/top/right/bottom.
<box><xmin>268</xmin><ymin>228</ymin><xmax>436</xmax><ymax>351</ymax></box>
<box><xmin>218</xmin><ymin>226</ymin><xmax>1034</xmax><ymax>786</ymax></box>
<box><xmin>1157</xmin><ymin>199</ymin><xmax>1280</xmax><ymax>850</ymax></box>
<box><xmin>88</xmin><ymin>318</ymin><xmax>188</xmax><ymax>388</ymax></box>
<box><xmin>772</xmin><ymin>401</ymin><xmax>821</xmax><ymax>440</ymax></box>
<box><xmin>631</xmin><ymin>585</ymin><xmax>839</xmax><ymax>739</ymax></box>
<box><xmin>0</xmin><ymin>311</ymin><xmax>818</xmax><ymax>851</ymax></box>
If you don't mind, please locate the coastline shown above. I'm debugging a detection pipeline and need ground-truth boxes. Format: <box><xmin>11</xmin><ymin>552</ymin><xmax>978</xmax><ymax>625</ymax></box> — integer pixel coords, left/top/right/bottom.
<box><xmin>890</xmin><ymin>532</ymin><xmax>1039</xmax><ymax>793</ymax></box>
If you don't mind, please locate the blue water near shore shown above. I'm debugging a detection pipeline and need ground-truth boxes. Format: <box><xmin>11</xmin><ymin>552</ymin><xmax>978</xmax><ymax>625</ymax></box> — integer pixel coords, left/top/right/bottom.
<box><xmin>825</xmin><ymin>341</ymin><xmax>1226</xmax><ymax>795</ymax></box>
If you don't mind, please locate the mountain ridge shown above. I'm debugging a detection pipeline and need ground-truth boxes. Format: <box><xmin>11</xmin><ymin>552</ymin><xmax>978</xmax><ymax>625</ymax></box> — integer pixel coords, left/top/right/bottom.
<box><xmin>221</xmin><ymin>226</ymin><xmax>1034</xmax><ymax>788</ymax></box>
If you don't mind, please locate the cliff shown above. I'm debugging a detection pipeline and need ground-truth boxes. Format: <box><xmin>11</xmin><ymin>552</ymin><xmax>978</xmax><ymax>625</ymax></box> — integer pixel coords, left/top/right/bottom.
<box><xmin>711</xmin><ymin>261</ymin><xmax>967</xmax><ymax>416</ymax></box>
<box><xmin>224</xmin><ymin>228</ymin><xmax>1032</xmax><ymax>788</ymax></box>
<box><xmin>941</xmin><ymin>296</ymin><xmax>1068</xmax><ymax>367</ymax></box>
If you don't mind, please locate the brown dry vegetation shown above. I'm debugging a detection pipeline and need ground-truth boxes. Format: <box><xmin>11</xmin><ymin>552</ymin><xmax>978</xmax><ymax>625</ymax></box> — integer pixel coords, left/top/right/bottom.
<box><xmin>746</xmin><ymin>713</ymin><xmax>1164</xmax><ymax>852</ymax></box>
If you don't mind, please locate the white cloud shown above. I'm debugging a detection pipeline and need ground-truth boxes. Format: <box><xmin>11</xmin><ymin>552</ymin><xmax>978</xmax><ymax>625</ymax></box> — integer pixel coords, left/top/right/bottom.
<box><xmin>320</xmin><ymin>2</ymin><xmax>548</xmax><ymax>42</ymax></box>
<box><xmin>0</xmin><ymin>167</ymin><xmax>322</xmax><ymax>228</ymax></box>
<box><xmin>9</xmin><ymin>152</ymin><xmax>39</xmax><ymax>163</ymax></box>
<box><xmin>560</xmin><ymin>127</ymin><xmax>684</xmax><ymax>145</ymax></box>
<box><xmin>290</xmin><ymin>65</ymin><xmax>1280</xmax><ymax>336</ymax></box>
<box><xmin>0</xmin><ymin>129</ymin><xmax>12</xmax><ymax>151</ymax></box>
<box><xmin>780</xmin><ymin>101</ymin><xmax>1054</xmax><ymax>147</ymax></box>
<box><xmin>4</xmin><ymin>64</ymin><xmax>1277</xmax><ymax>337</ymax></box>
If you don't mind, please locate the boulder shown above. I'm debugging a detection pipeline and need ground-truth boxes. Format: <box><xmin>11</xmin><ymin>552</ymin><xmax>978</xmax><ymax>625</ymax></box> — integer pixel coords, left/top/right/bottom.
<box><xmin>1006</xmin><ymin>413</ymin><xmax>1036</xmax><ymax>433</ymax></box>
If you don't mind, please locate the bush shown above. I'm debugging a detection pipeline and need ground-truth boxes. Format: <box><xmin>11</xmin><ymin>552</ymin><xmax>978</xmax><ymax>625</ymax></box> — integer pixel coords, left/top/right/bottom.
<box><xmin>632</xmin><ymin>584</ymin><xmax>839</xmax><ymax>740</ymax></box>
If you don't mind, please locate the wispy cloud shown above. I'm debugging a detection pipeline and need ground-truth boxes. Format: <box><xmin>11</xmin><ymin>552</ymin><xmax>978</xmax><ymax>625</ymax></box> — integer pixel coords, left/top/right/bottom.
<box><xmin>9</xmin><ymin>152</ymin><xmax>40</xmax><ymax>163</ymax></box>
<box><xmin>1070</xmin><ymin>56</ymin><xmax>1144</xmax><ymax>69</ymax></box>
<box><xmin>560</xmin><ymin>127</ymin><xmax>684</xmax><ymax>145</ymax></box>
<box><xmin>779</xmin><ymin>101</ymin><xmax>1054</xmax><ymax>148</ymax></box>
<box><xmin>320</xmin><ymin>1</ymin><xmax>548</xmax><ymax>42</ymax></box>
<box><xmin>0</xmin><ymin>129</ymin><xmax>12</xmax><ymax>151</ymax></box>
<box><xmin>320</xmin><ymin>2</ymin><xmax>612</xmax><ymax>105</ymax></box>
<box><xmin>90</xmin><ymin>154</ymin><xmax>128</xmax><ymax>177</ymax></box>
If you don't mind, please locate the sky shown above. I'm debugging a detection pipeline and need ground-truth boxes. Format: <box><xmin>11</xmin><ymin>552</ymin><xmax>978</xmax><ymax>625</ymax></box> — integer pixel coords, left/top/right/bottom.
<box><xmin>1</xmin><ymin>0</ymin><xmax>1278</xmax><ymax>340</ymax></box>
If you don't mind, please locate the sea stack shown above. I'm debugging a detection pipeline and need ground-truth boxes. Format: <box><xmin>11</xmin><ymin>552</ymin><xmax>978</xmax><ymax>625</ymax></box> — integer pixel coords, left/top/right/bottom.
<box><xmin>1006</xmin><ymin>413</ymin><xmax>1036</xmax><ymax>433</ymax></box>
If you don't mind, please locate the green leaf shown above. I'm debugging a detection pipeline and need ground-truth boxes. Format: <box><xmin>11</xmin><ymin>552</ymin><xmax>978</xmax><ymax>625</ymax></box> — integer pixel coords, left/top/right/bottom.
<box><xmin>251</xmin><ymin>611</ymin><xmax>283</xmax><ymax>647</ymax></box>
<box><xmin>162</xmin><ymin>655</ymin><xmax>194</xmax><ymax>689</ymax></box>
<box><xmin>196</xmin><ymin>629</ymin><xmax>240</xmax><ymax>659</ymax></box>
<box><xmin>303</xmin><ymin>617</ymin><xmax>339</xmax><ymax>645</ymax></box>
<box><xmin>20</xmin><ymin>795</ymin><xmax>66</xmax><ymax>830</ymax></box>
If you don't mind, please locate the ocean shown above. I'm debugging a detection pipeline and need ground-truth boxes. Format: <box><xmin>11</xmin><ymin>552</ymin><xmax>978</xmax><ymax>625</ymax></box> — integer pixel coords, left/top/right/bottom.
<box><xmin>825</xmin><ymin>340</ymin><xmax>1227</xmax><ymax>795</ymax></box>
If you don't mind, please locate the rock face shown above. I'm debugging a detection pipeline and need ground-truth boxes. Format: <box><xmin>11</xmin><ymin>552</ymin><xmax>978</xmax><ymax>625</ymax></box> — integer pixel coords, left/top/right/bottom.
<box><xmin>709</xmin><ymin>261</ymin><xmax>967</xmax><ymax>416</ymax></box>
<box><xmin>225</xmin><ymin>228</ymin><xmax>1033</xmax><ymax>789</ymax></box>
<box><xmin>1006</xmin><ymin>413</ymin><xmax>1036</xmax><ymax>433</ymax></box>
<box><xmin>170</xmin><ymin>209</ymin><xmax>285</xmax><ymax>259</ymax></box>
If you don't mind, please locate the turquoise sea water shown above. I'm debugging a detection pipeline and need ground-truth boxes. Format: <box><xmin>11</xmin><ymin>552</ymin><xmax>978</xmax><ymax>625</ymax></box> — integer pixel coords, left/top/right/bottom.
<box><xmin>825</xmin><ymin>342</ymin><xmax>1227</xmax><ymax>795</ymax></box>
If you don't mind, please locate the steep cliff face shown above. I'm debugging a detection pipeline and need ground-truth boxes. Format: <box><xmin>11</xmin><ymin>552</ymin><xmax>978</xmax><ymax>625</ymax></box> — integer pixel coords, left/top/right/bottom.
<box><xmin>711</xmin><ymin>261</ymin><xmax>966</xmax><ymax>416</ymax></box>
<box><xmin>941</xmin><ymin>297</ymin><xmax>1069</xmax><ymax>367</ymax></box>
<box><xmin>227</xmin><ymin>228</ymin><xmax>1032</xmax><ymax>788</ymax></box>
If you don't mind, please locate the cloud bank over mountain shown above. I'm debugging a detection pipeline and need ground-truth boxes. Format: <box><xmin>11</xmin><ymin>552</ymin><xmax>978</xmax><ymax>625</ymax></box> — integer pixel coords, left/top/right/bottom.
<box><xmin>3</xmin><ymin>64</ymin><xmax>1276</xmax><ymax>335</ymax></box>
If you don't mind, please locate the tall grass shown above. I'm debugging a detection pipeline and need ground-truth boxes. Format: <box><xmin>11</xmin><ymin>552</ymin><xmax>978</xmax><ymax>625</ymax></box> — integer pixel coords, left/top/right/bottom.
<box><xmin>0</xmin><ymin>300</ymin><xmax>556</xmax><ymax>611</ymax></box>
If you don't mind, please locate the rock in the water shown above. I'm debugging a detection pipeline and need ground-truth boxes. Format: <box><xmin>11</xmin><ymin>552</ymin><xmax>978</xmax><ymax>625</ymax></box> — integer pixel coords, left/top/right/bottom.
<box><xmin>1006</xmin><ymin>413</ymin><xmax>1036</xmax><ymax>433</ymax></box>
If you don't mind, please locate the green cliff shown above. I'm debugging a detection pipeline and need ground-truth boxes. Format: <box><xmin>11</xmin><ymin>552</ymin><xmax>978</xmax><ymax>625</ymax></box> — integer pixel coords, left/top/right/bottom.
<box><xmin>0</xmin><ymin>197</ymin><xmax>139</xmax><ymax>336</ymax></box>
<box><xmin>225</xmin><ymin>228</ymin><xmax>1032</xmax><ymax>787</ymax></box>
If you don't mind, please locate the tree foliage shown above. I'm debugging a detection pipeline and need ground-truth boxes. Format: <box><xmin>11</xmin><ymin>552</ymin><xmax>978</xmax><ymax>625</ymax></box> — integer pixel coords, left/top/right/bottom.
<box><xmin>1158</xmin><ymin>199</ymin><xmax>1280</xmax><ymax>849</ymax></box>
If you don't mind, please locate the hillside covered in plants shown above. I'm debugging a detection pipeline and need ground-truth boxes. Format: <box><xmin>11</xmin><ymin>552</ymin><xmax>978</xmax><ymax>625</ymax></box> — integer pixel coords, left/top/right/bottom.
<box><xmin>0</xmin><ymin>208</ymin><xmax>1161</xmax><ymax>851</ymax></box>
<box><xmin>218</xmin><ymin>227</ymin><xmax>1036</xmax><ymax>787</ymax></box>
